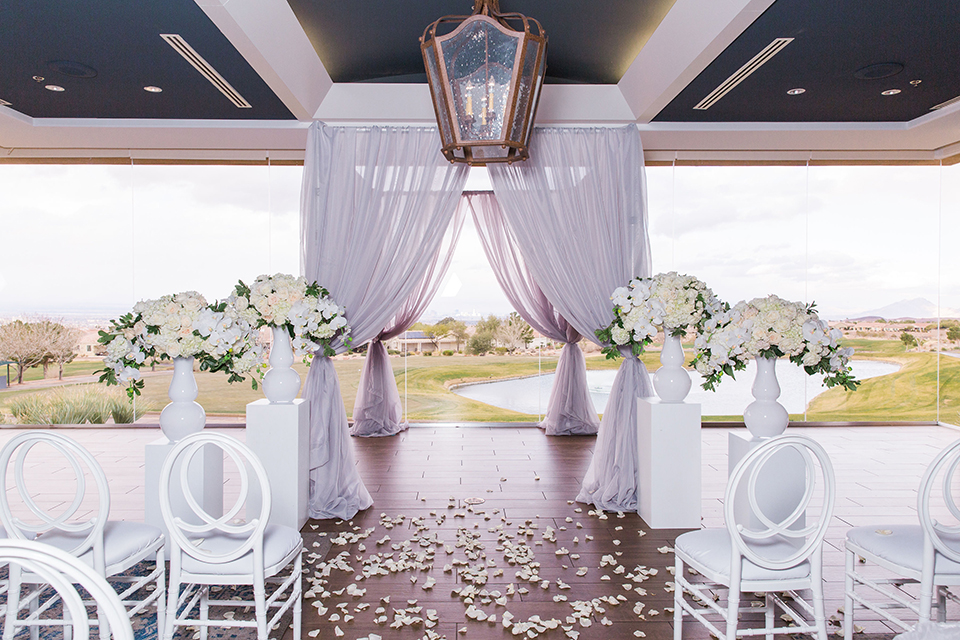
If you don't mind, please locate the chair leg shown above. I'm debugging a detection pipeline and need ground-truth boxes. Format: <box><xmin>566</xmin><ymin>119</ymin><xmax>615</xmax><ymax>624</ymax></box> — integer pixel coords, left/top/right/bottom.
<box><xmin>765</xmin><ymin>592</ymin><xmax>774</xmax><ymax>640</ymax></box>
<box><xmin>164</xmin><ymin>574</ymin><xmax>179</xmax><ymax>640</ymax></box>
<box><xmin>725</xmin><ymin>587</ymin><xmax>740</xmax><ymax>640</ymax></box>
<box><xmin>674</xmin><ymin>556</ymin><xmax>683</xmax><ymax>640</ymax></box>
<box><xmin>919</xmin><ymin>544</ymin><xmax>935</xmax><ymax>623</ymax></box>
<box><xmin>200</xmin><ymin>586</ymin><xmax>209</xmax><ymax>640</ymax></box>
<box><xmin>2</xmin><ymin>565</ymin><xmax>21</xmax><ymax>640</ymax></box>
<box><xmin>937</xmin><ymin>586</ymin><xmax>947</xmax><ymax>623</ymax></box>
<box><xmin>254</xmin><ymin>580</ymin><xmax>268</xmax><ymax>640</ymax></box>
<box><xmin>155</xmin><ymin>549</ymin><xmax>166</xmax><ymax>640</ymax></box>
<box><xmin>812</xmin><ymin>560</ymin><xmax>829</xmax><ymax>640</ymax></box>
<box><xmin>28</xmin><ymin>592</ymin><xmax>39</xmax><ymax>640</ymax></box>
<box><xmin>843</xmin><ymin>549</ymin><xmax>854</xmax><ymax>640</ymax></box>
<box><xmin>293</xmin><ymin>553</ymin><xmax>302</xmax><ymax>640</ymax></box>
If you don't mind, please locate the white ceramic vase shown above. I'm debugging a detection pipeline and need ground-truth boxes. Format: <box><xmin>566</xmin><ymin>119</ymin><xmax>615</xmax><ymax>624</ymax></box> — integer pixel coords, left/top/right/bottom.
<box><xmin>159</xmin><ymin>356</ymin><xmax>206</xmax><ymax>442</ymax></box>
<box><xmin>653</xmin><ymin>333</ymin><xmax>691</xmax><ymax>403</ymax></box>
<box><xmin>262</xmin><ymin>326</ymin><xmax>301</xmax><ymax>403</ymax></box>
<box><xmin>743</xmin><ymin>356</ymin><xmax>789</xmax><ymax>438</ymax></box>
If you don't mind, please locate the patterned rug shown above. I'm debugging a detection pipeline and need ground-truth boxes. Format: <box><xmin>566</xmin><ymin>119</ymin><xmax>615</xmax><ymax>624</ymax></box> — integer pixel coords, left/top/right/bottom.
<box><xmin>3</xmin><ymin>536</ymin><xmax>331</xmax><ymax>640</ymax></box>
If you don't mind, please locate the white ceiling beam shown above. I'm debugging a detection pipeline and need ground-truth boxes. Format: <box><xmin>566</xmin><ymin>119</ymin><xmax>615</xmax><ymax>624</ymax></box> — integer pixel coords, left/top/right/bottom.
<box><xmin>194</xmin><ymin>0</ymin><xmax>331</xmax><ymax>121</ymax></box>
<box><xmin>618</xmin><ymin>0</ymin><xmax>777</xmax><ymax>123</ymax></box>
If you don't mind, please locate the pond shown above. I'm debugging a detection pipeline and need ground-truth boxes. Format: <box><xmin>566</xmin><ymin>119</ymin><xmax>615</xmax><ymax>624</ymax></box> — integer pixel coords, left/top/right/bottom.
<box><xmin>451</xmin><ymin>359</ymin><xmax>900</xmax><ymax>417</ymax></box>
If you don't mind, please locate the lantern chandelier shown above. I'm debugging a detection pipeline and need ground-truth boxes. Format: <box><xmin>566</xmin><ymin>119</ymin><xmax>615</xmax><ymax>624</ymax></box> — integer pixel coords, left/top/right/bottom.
<box><xmin>421</xmin><ymin>0</ymin><xmax>547</xmax><ymax>165</ymax></box>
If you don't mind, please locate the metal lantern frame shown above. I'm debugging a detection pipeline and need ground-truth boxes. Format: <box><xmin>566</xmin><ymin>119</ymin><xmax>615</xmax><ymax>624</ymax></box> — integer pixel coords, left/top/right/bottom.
<box><xmin>421</xmin><ymin>0</ymin><xmax>547</xmax><ymax>165</ymax></box>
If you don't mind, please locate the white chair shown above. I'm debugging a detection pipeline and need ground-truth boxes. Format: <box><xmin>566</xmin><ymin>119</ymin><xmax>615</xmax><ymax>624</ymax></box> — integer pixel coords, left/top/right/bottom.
<box><xmin>0</xmin><ymin>538</ymin><xmax>134</xmax><ymax>640</ymax></box>
<box><xmin>159</xmin><ymin>431</ymin><xmax>302</xmax><ymax>640</ymax></box>
<box><xmin>673</xmin><ymin>434</ymin><xmax>836</xmax><ymax>640</ymax></box>
<box><xmin>0</xmin><ymin>431</ymin><xmax>165</xmax><ymax>640</ymax></box>
<box><xmin>844</xmin><ymin>438</ymin><xmax>960</xmax><ymax>637</ymax></box>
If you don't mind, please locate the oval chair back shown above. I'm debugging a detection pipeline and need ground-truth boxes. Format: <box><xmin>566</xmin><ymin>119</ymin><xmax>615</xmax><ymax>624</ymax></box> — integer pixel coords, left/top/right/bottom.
<box><xmin>0</xmin><ymin>539</ymin><xmax>134</xmax><ymax>640</ymax></box>
<box><xmin>158</xmin><ymin>431</ymin><xmax>271</xmax><ymax>565</ymax></box>
<box><xmin>0</xmin><ymin>431</ymin><xmax>110</xmax><ymax>560</ymax></box>
<box><xmin>918</xmin><ymin>438</ymin><xmax>960</xmax><ymax>564</ymax></box>
<box><xmin>724</xmin><ymin>434</ymin><xmax>836</xmax><ymax>570</ymax></box>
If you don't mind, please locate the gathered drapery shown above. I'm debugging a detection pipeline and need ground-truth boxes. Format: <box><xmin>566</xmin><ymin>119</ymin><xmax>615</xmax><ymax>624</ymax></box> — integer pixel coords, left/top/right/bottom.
<box><xmin>351</xmin><ymin>201</ymin><xmax>466</xmax><ymax>437</ymax></box>
<box><xmin>488</xmin><ymin>125</ymin><xmax>653</xmax><ymax>511</ymax></box>
<box><xmin>466</xmin><ymin>192</ymin><xmax>599</xmax><ymax>435</ymax></box>
<box><xmin>300</xmin><ymin>122</ymin><xmax>468</xmax><ymax>518</ymax></box>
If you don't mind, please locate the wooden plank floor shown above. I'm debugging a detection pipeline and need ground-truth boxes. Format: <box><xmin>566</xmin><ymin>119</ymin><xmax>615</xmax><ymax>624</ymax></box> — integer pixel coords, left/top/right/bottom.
<box><xmin>2</xmin><ymin>423</ymin><xmax>959</xmax><ymax>639</ymax></box>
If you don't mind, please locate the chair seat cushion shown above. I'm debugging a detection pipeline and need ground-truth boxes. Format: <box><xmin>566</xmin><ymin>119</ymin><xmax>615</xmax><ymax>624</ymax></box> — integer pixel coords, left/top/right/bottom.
<box><xmin>38</xmin><ymin>521</ymin><xmax>163</xmax><ymax>571</ymax></box>
<box><xmin>676</xmin><ymin>528</ymin><xmax>811</xmax><ymax>582</ymax></box>
<box><xmin>181</xmin><ymin>524</ymin><xmax>301</xmax><ymax>576</ymax></box>
<box><xmin>846</xmin><ymin>525</ymin><xmax>960</xmax><ymax>575</ymax></box>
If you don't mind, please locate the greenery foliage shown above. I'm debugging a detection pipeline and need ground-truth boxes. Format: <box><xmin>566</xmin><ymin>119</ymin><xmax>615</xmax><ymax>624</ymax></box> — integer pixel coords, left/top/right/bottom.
<box><xmin>8</xmin><ymin>385</ymin><xmax>154</xmax><ymax>424</ymax></box>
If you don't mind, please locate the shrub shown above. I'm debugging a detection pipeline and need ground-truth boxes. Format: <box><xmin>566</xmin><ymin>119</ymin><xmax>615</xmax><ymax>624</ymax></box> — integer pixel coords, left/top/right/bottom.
<box><xmin>900</xmin><ymin>332</ymin><xmax>917</xmax><ymax>348</ymax></box>
<box><xmin>495</xmin><ymin>347</ymin><xmax>508</xmax><ymax>355</ymax></box>
<box><xmin>949</xmin><ymin>326</ymin><xmax>960</xmax><ymax>342</ymax></box>
<box><xmin>442</xmin><ymin>350</ymin><xmax>454</xmax><ymax>356</ymax></box>
<box><xmin>7</xmin><ymin>386</ymin><xmax>153</xmax><ymax>425</ymax></box>
<box><xmin>423</xmin><ymin>351</ymin><xmax>433</xmax><ymax>356</ymax></box>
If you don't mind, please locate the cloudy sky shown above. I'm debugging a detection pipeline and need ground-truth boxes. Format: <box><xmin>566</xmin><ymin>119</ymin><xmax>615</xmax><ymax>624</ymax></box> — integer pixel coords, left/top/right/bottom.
<box><xmin>1</xmin><ymin>160</ymin><xmax>958</xmax><ymax>322</ymax></box>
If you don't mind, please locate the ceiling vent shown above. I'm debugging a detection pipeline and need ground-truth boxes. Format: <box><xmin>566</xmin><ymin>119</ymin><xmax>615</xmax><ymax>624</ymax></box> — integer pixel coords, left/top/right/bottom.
<box><xmin>931</xmin><ymin>95</ymin><xmax>960</xmax><ymax>111</ymax></box>
<box><xmin>0</xmin><ymin>98</ymin><xmax>11</xmax><ymax>107</ymax></box>
<box><xmin>694</xmin><ymin>37</ymin><xmax>794</xmax><ymax>110</ymax></box>
<box><xmin>160</xmin><ymin>33</ymin><xmax>251</xmax><ymax>108</ymax></box>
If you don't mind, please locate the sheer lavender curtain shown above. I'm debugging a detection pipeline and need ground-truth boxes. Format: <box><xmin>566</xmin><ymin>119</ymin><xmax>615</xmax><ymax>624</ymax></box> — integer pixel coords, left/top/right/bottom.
<box><xmin>351</xmin><ymin>202</ymin><xmax>465</xmax><ymax>437</ymax></box>
<box><xmin>466</xmin><ymin>192</ymin><xmax>599</xmax><ymax>435</ymax></box>
<box><xmin>488</xmin><ymin>125</ymin><xmax>653</xmax><ymax>512</ymax></box>
<box><xmin>301</xmin><ymin>122</ymin><xmax>468</xmax><ymax>518</ymax></box>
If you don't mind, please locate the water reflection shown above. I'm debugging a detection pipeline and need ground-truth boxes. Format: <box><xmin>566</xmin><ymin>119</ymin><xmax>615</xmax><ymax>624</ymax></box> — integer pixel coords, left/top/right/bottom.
<box><xmin>452</xmin><ymin>359</ymin><xmax>899</xmax><ymax>417</ymax></box>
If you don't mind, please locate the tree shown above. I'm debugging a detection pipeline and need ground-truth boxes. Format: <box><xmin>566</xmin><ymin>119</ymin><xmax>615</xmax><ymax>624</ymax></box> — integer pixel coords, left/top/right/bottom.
<box><xmin>0</xmin><ymin>321</ymin><xmax>48</xmax><ymax>384</ymax></box>
<box><xmin>900</xmin><ymin>332</ymin><xmax>917</xmax><ymax>349</ymax></box>
<box><xmin>496</xmin><ymin>312</ymin><xmax>534</xmax><ymax>351</ymax></box>
<box><xmin>475</xmin><ymin>314</ymin><xmax>501</xmax><ymax>338</ymax></box>
<box><xmin>419</xmin><ymin>322</ymin><xmax>453</xmax><ymax>351</ymax></box>
<box><xmin>948</xmin><ymin>326</ymin><xmax>960</xmax><ymax>342</ymax></box>
<box><xmin>467</xmin><ymin>332</ymin><xmax>495</xmax><ymax>355</ymax></box>
<box><xmin>446</xmin><ymin>320</ymin><xmax>469</xmax><ymax>352</ymax></box>
<box><xmin>44</xmin><ymin>323</ymin><xmax>80</xmax><ymax>380</ymax></box>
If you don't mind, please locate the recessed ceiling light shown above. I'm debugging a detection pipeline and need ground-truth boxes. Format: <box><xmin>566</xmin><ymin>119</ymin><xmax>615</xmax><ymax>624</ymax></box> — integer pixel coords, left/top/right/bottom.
<box><xmin>32</xmin><ymin>75</ymin><xmax>45</xmax><ymax>82</ymax></box>
<box><xmin>0</xmin><ymin>98</ymin><xmax>11</xmax><ymax>107</ymax></box>
<box><xmin>144</xmin><ymin>86</ymin><xmax>163</xmax><ymax>93</ymax></box>
<box><xmin>786</xmin><ymin>88</ymin><xmax>806</xmax><ymax>95</ymax></box>
<box><xmin>44</xmin><ymin>84</ymin><xmax>65</xmax><ymax>92</ymax></box>
<box><xmin>854</xmin><ymin>62</ymin><xmax>904</xmax><ymax>80</ymax></box>
<box><xmin>881</xmin><ymin>89</ymin><xmax>901</xmax><ymax>96</ymax></box>
<box><xmin>910</xmin><ymin>79</ymin><xmax>922</xmax><ymax>86</ymax></box>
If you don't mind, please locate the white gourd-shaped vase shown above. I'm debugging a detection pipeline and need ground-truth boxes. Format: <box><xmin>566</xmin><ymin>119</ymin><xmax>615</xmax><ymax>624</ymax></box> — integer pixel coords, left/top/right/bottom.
<box><xmin>652</xmin><ymin>333</ymin><xmax>691</xmax><ymax>403</ymax></box>
<box><xmin>159</xmin><ymin>356</ymin><xmax>206</xmax><ymax>442</ymax></box>
<box><xmin>262</xmin><ymin>326</ymin><xmax>301</xmax><ymax>403</ymax></box>
<box><xmin>743</xmin><ymin>355</ymin><xmax>790</xmax><ymax>438</ymax></box>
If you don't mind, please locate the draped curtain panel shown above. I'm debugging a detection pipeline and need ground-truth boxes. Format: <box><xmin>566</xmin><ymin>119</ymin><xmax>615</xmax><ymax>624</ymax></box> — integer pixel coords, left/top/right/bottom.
<box><xmin>467</xmin><ymin>192</ymin><xmax>599</xmax><ymax>435</ymax></box>
<box><xmin>300</xmin><ymin>122</ymin><xmax>469</xmax><ymax>518</ymax></box>
<box><xmin>351</xmin><ymin>201</ymin><xmax>466</xmax><ymax>437</ymax></box>
<box><xmin>488</xmin><ymin>125</ymin><xmax>654</xmax><ymax>512</ymax></box>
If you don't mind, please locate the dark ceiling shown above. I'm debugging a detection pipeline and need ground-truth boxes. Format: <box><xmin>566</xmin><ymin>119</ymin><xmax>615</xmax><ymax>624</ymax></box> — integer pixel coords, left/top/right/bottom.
<box><xmin>1</xmin><ymin>0</ymin><xmax>958</xmax><ymax>124</ymax></box>
<box><xmin>654</xmin><ymin>0</ymin><xmax>960</xmax><ymax>122</ymax></box>
<box><xmin>286</xmin><ymin>0</ymin><xmax>677</xmax><ymax>85</ymax></box>
<box><xmin>0</xmin><ymin>0</ymin><xmax>294</xmax><ymax>120</ymax></box>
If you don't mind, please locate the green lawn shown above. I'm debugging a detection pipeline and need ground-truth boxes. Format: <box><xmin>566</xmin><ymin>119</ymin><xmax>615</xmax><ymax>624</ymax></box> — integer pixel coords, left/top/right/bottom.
<box><xmin>3</xmin><ymin>360</ymin><xmax>104</xmax><ymax>384</ymax></box>
<box><xmin>1</xmin><ymin>339</ymin><xmax>955</xmax><ymax>424</ymax></box>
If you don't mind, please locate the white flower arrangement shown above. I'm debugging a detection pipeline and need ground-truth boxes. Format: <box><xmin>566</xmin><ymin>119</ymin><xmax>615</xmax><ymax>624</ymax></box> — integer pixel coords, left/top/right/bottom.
<box><xmin>650</xmin><ymin>271</ymin><xmax>724</xmax><ymax>337</ymax></box>
<box><xmin>95</xmin><ymin>291</ymin><xmax>264</xmax><ymax>398</ymax></box>
<box><xmin>597</xmin><ymin>272</ymin><xmax>723</xmax><ymax>359</ymax></box>
<box><xmin>231</xmin><ymin>273</ymin><xmax>350</xmax><ymax>359</ymax></box>
<box><xmin>691</xmin><ymin>294</ymin><xmax>859</xmax><ymax>391</ymax></box>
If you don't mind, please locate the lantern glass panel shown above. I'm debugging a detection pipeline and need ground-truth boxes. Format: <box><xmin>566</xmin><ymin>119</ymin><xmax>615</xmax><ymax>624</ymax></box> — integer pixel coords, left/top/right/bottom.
<box><xmin>510</xmin><ymin>38</ymin><xmax>540</xmax><ymax>143</ymax></box>
<box><xmin>424</xmin><ymin>42</ymin><xmax>453</xmax><ymax>145</ymax></box>
<box><xmin>440</xmin><ymin>19</ymin><xmax>519</xmax><ymax>143</ymax></box>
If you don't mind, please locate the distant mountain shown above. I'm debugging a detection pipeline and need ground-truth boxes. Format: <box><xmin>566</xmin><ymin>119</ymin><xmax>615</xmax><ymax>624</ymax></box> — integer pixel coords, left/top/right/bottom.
<box><xmin>849</xmin><ymin>298</ymin><xmax>960</xmax><ymax>320</ymax></box>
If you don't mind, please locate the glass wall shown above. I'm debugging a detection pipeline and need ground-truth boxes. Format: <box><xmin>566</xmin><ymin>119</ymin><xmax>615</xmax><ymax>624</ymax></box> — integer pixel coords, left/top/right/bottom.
<box><xmin>647</xmin><ymin>162</ymin><xmax>958</xmax><ymax>424</ymax></box>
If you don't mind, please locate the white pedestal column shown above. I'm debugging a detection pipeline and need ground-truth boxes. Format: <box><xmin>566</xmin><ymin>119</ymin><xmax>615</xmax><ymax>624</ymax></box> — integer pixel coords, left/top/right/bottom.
<box><xmin>245</xmin><ymin>399</ymin><xmax>310</xmax><ymax>530</ymax></box>
<box><xmin>144</xmin><ymin>437</ymin><xmax>224</xmax><ymax>541</ymax></box>
<box><xmin>728</xmin><ymin>431</ymin><xmax>805</xmax><ymax>531</ymax></box>
<box><xmin>636</xmin><ymin>397</ymin><xmax>702</xmax><ymax>529</ymax></box>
